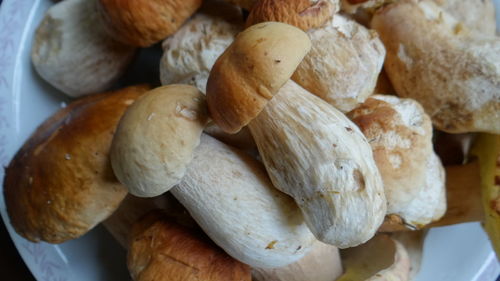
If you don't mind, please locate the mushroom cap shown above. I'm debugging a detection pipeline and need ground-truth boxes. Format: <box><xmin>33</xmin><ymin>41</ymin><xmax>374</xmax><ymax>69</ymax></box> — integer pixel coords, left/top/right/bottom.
<box><xmin>110</xmin><ymin>85</ymin><xmax>209</xmax><ymax>197</ymax></box>
<box><xmin>128</xmin><ymin>210</ymin><xmax>251</xmax><ymax>281</ymax></box>
<box><xmin>31</xmin><ymin>0</ymin><xmax>136</xmax><ymax>97</ymax></box>
<box><xmin>246</xmin><ymin>0</ymin><xmax>337</xmax><ymax>31</ymax></box>
<box><xmin>206</xmin><ymin>22</ymin><xmax>311</xmax><ymax>133</ymax></box>
<box><xmin>97</xmin><ymin>0</ymin><xmax>203</xmax><ymax>47</ymax></box>
<box><xmin>3</xmin><ymin>85</ymin><xmax>149</xmax><ymax>243</ymax></box>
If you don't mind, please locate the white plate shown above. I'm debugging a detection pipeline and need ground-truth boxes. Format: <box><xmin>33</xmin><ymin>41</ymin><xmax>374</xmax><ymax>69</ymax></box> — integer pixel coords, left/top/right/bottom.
<box><xmin>0</xmin><ymin>0</ymin><xmax>499</xmax><ymax>280</ymax></box>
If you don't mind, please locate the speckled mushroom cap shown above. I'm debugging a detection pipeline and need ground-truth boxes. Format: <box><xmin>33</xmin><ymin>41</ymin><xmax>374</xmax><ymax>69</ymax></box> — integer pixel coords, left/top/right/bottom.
<box><xmin>3</xmin><ymin>85</ymin><xmax>149</xmax><ymax>243</ymax></box>
<box><xmin>206</xmin><ymin>22</ymin><xmax>311</xmax><ymax>133</ymax></box>
<box><xmin>110</xmin><ymin>85</ymin><xmax>210</xmax><ymax>197</ymax></box>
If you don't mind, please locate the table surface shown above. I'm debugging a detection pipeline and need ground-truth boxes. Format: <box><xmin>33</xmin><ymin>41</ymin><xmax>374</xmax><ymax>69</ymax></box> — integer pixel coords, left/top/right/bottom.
<box><xmin>0</xmin><ymin>216</ymin><xmax>35</xmax><ymax>280</ymax></box>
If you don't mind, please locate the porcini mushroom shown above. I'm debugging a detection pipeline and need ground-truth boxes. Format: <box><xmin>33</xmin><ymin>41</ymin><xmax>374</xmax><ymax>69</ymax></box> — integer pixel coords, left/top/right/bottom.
<box><xmin>245</xmin><ymin>3</ymin><xmax>385</xmax><ymax>113</ymax></box>
<box><xmin>103</xmin><ymin>196</ymin><xmax>252</xmax><ymax>281</ymax></box>
<box><xmin>32</xmin><ymin>0</ymin><xmax>136</xmax><ymax>97</ymax></box>
<box><xmin>110</xmin><ymin>85</ymin><xmax>316</xmax><ymax>267</ymax></box>
<box><xmin>110</xmin><ymin>85</ymin><xmax>210</xmax><ymax>197</ymax></box>
<box><xmin>207</xmin><ymin>22</ymin><xmax>386</xmax><ymax>248</ymax></box>
<box><xmin>3</xmin><ymin>85</ymin><xmax>149</xmax><ymax>243</ymax></box>
<box><xmin>96</xmin><ymin>0</ymin><xmax>203</xmax><ymax>47</ymax></box>
<box><xmin>371</xmin><ymin>0</ymin><xmax>500</xmax><ymax>133</ymax></box>
<box><xmin>347</xmin><ymin>95</ymin><xmax>446</xmax><ymax>229</ymax></box>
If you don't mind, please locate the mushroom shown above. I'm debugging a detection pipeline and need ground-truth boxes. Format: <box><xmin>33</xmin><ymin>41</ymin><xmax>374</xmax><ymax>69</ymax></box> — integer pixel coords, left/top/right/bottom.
<box><xmin>252</xmin><ymin>241</ymin><xmax>343</xmax><ymax>281</ymax></box>
<box><xmin>207</xmin><ymin>22</ymin><xmax>386</xmax><ymax>248</ymax></box>
<box><xmin>246</xmin><ymin>0</ymin><xmax>338</xmax><ymax>31</ymax></box>
<box><xmin>159</xmin><ymin>1</ymin><xmax>244</xmax><ymax>92</ymax></box>
<box><xmin>347</xmin><ymin>95</ymin><xmax>446</xmax><ymax>229</ymax></box>
<box><xmin>110</xmin><ymin>85</ymin><xmax>316</xmax><ymax>267</ymax></box>
<box><xmin>31</xmin><ymin>0</ymin><xmax>137</xmax><ymax>97</ymax></box>
<box><xmin>103</xmin><ymin>196</ymin><xmax>252</xmax><ymax>281</ymax></box>
<box><xmin>337</xmin><ymin>234</ymin><xmax>411</xmax><ymax>281</ymax></box>
<box><xmin>432</xmin><ymin>0</ymin><xmax>497</xmax><ymax>35</ymax></box>
<box><xmin>371</xmin><ymin>0</ymin><xmax>500</xmax><ymax>133</ymax></box>
<box><xmin>96</xmin><ymin>0</ymin><xmax>203</xmax><ymax>47</ymax></box>
<box><xmin>110</xmin><ymin>85</ymin><xmax>210</xmax><ymax>197</ymax></box>
<box><xmin>245</xmin><ymin>3</ymin><xmax>385</xmax><ymax>113</ymax></box>
<box><xmin>3</xmin><ymin>85</ymin><xmax>149</xmax><ymax>243</ymax></box>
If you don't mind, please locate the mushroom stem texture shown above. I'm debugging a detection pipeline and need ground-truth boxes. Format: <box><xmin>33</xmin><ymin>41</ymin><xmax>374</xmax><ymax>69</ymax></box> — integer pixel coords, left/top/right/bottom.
<box><xmin>248</xmin><ymin>80</ymin><xmax>386</xmax><ymax>248</ymax></box>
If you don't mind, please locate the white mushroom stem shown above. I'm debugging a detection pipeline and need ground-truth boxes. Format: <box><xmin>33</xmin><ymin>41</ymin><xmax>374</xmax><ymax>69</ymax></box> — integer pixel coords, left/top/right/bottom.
<box><xmin>391</xmin><ymin>231</ymin><xmax>426</xmax><ymax>280</ymax></box>
<box><xmin>171</xmin><ymin>134</ymin><xmax>317</xmax><ymax>268</ymax></box>
<box><xmin>32</xmin><ymin>0</ymin><xmax>136</xmax><ymax>97</ymax></box>
<box><xmin>248</xmin><ymin>80</ymin><xmax>386</xmax><ymax>248</ymax></box>
<box><xmin>252</xmin><ymin>241</ymin><xmax>343</xmax><ymax>281</ymax></box>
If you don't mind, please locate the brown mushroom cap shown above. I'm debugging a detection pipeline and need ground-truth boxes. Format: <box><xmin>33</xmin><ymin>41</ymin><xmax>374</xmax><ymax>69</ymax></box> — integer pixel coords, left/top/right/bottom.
<box><xmin>246</xmin><ymin>0</ymin><xmax>337</xmax><ymax>31</ymax></box>
<box><xmin>97</xmin><ymin>0</ymin><xmax>203</xmax><ymax>47</ymax></box>
<box><xmin>128</xmin><ymin>210</ymin><xmax>251</xmax><ymax>281</ymax></box>
<box><xmin>206</xmin><ymin>22</ymin><xmax>311</xmax><ymax>133</ymax></box>
<box><xmin>3</xmin><ymin>85</ymin><xmax>149</xmax><ymax>243</ymax></box>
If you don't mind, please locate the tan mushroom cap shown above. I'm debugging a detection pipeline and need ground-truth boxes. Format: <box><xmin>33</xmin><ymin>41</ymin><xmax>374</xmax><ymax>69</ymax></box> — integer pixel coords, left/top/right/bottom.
<box><xmin>128</xmin><ymin>211</ymin><xmax>251</xmax><ymax>281</ymax></box>
<box><xmin>3</xmin><ymin>85</ymin><xmax>149</xmax><ymax>243</ymax></box>
<box><xmin>97</xmin><ymin>0</ymin><xmax>203</xmax><ymax>47</ymax></box>
<box><xmin>110</xmin><ymin>85</ymin><xmax>209</xmax><ymax>197</ymax></box>
<box><xmin>206</xmin><ymin>22</ymin><xmax>311</xmax><ymax>133</ymax></box>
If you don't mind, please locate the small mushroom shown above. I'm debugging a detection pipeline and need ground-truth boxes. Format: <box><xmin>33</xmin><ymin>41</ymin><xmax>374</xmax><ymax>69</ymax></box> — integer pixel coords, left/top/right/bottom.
<box><xmin>337</xmin><ymin>234</ymin><xmax>411</xmax><ymax>281</ymax></box>
<box><xmin>391</xmin><ymin>231</ymin><xmax>426</xmax><ymax>279</ymax></box>
<box><xmin>347</xmin><ymin>95</ymin><xmax>446</xmax><ymax>229</ymax></box>
<box><xmin>128</xmin><ymin>211</ymin><xmax>251</xmax><ymax>281</ymax></box>
<box><xmin>252</xmin><ymin>241</ymin><xmax>343</xmax><ymax>281</ymax></box>
<box><xmin>110</xmin><ymin>85</ymin><xmax>209</xmax><ymax>197</ymax></box>
<box><xmin>207</xmin><ymin>22</ymin><xmax>386</xmax><ymax>248</ymax></box>
<box><xmin>96</xmin><ymin>0</ymin><xmax>203</xmax><ymax>47</ymax></box>
<box><xmin>31</xmin><ymin>0</ymin><xmax>136</xmax><ymax>97</ymax></box>
<box><xmin>371</xmin><ymin>0</ymin><xmax>500</xmax><ymax>133</ymax></box>
<box><xmin>3</xmin><ymin>85</ymin><xmax>149</xmax><ymax>243</ymax></box>
<box><xmin>110</xmin><ymin>85</ymin><xmax>316</xmax><ymax>267</ymax></box>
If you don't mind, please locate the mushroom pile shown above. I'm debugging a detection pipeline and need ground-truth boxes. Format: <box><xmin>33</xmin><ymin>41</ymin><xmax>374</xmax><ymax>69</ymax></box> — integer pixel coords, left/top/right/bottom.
<box><xmin>3</xmin><ymin>0</ymin><xmax>500</xmax><ymax>280</ymax></box>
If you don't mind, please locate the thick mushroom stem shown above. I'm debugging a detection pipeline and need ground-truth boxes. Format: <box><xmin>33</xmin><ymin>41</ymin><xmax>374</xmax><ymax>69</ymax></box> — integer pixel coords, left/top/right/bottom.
<box><xmin>248</xmin><ymin>80</ymin><xmax>386</xmax><ymax>248</ymax></box>
<box><xmin>171</xmin><ymin>134</ymin><xmax>316</xmax><ymax>268</ymax></box>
